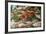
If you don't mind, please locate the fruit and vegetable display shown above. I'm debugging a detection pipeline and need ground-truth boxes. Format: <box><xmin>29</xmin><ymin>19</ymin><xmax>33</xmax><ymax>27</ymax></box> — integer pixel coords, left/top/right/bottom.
<box><xmin>11</xmin><ymin>5</ymin><xmax>41</xmax><ymax>28</ymax></box>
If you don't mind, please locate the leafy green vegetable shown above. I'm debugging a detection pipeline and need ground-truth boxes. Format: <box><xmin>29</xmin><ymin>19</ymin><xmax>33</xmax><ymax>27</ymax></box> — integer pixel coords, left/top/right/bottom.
<box><xmin>11</xmin><ymin>15</ymin><xmax>20</xmax><ymax>22</ymax></box>
<box><xmin>29</xmin><ymin>16</ymin><xmax>36</xmax><ymax>21</ymax></box>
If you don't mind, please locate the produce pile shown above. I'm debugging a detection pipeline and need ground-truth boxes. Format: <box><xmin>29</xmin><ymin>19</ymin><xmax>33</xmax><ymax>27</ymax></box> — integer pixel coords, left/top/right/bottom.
<box><xmin>11</xmin><ymin>5</ymin><xmax>41</xmax><ymax>28</ymax></box>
